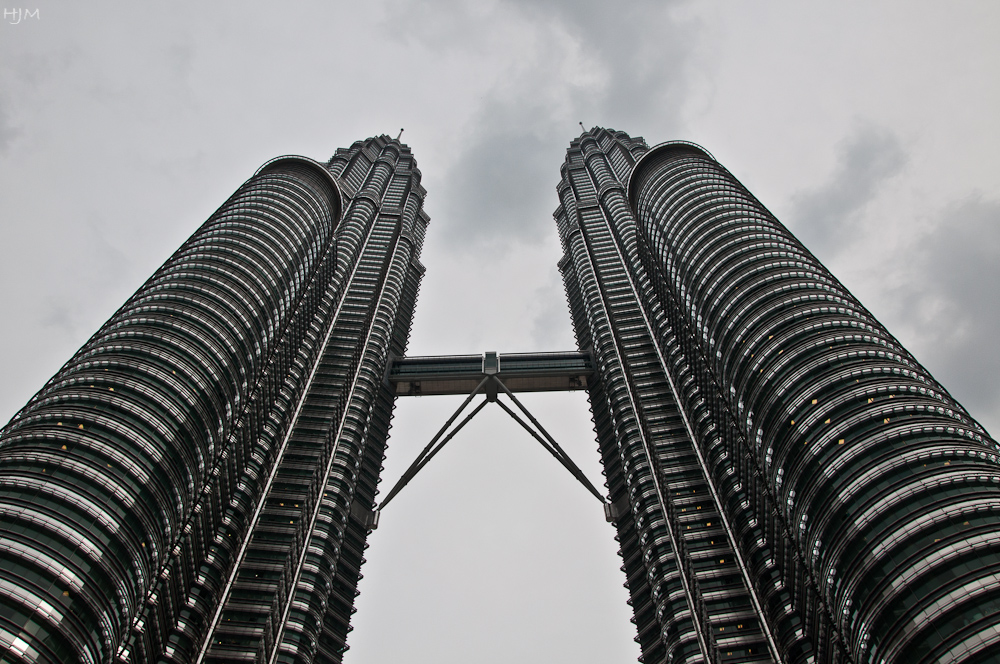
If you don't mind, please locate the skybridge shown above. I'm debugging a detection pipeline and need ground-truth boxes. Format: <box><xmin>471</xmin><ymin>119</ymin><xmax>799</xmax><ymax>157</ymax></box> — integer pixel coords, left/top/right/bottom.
<box><xmin>376</xmin><ymin>350</ymin><xmax>615</xmax><ymax>525</ymax></box>
<box><xmin>388</xmin><ymin>350</ymin><xmax>594</xmax><ymax>398</ymax></box>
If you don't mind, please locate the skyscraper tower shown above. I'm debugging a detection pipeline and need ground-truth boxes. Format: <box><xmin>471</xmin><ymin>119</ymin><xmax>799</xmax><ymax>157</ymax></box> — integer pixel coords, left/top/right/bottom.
<box><xmin>2</xmin><ymin>128</ymin><xmax>1000</xmax><ymax>664</ymax></box>
<box><xmin>0</xmin><ymin>135</ymin><xmax>427</xmax><ymax>664</ymax></box>
<box><xmin>556</xmin><ymin>128</ymin><xmax>1000</xmax><ymax>663</ymax></box>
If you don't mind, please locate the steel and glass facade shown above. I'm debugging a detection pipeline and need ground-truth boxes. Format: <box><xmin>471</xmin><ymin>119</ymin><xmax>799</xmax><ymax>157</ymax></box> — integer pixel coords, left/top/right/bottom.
<box><xmin>0</xmin><ymin>135</ymin><xmax>427</xmax><ymax>664</ymax></box>
<box><xmin>3</xmin><ymin>126</ymin><xmax>1000</xmax><ymax>664</ymax></box>
<box><xmin>556</xmin><ymin>128</ymin><xmax>1000</xmax><ymax>663</ymax></box>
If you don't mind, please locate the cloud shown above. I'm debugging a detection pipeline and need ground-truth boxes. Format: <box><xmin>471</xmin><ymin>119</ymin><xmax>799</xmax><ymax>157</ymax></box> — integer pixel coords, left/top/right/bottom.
<box><xmin>166</xmin><ymin>39</ymin><xmax>194</xmax><ymax>78</ymax></box>
<box><xmin>788</xmin><ymin>122</ymin><xmax>908</xmax><ymax>257</ymax></box>
<box><xmin>891</xmin><ymin>194</ymin><xmax>1000</xmax><ymax>434</ymax></box>
<box><xmin>506</xmin><ymin>0</ymin><xmax>696</xmax><ymax>132</ymax></box>
<box><xmin>33</xmin><ymin>218</ymin><xmax>134</xmax><ymax>337</ymax></box>
<box><xmin>787</xmin><ymin>124</ymin><xmax>999</xmax><ymax>433</ymax></box>
<box><xmin>530</xmin><ymin>270</ymin><xmax>574</xmax><ymax>349</ymax></box>
<box><xmin>436</xmin><ymin>119</ymin><xmax>564</xmax><ymax>249</ymax></box>
<box><xmin>0</xmin><ymin>98</ymin><xmax>19</xmax><ymax>154</ymax></box>
<box><xmin>418</xmin><ymin>0</ymin><xmax>698</xmax><ymax>251</ymax></box>
<box><xmin>38</xmin><ymin>299</ymin><xmax>76</xmax><ymax>334</ymax></box>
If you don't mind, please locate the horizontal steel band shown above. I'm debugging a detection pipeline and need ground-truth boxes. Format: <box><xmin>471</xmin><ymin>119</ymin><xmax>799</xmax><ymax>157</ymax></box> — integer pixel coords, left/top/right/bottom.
<box><xmin>630</xmin><ymin>141</ymin><xmax>1000</xmax><ymax>663</ymax></box>
<box><xmin>389</xmin><ymin>351</ymin><xmax>593</xmax><ymax>396</ymax></box>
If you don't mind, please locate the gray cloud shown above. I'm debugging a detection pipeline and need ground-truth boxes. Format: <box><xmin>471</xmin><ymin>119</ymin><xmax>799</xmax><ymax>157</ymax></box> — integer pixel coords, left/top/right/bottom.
<box><xmin>789</xmin><ymin>122</ymin><xmax>908</xmax><ymax>257</ymax></box>
<box><xmin>381</xmin><ymin>0</ymin><xmax>483</xmax><ymax>51</ymax></box>
<box><xmin>530</xmin><ymin>272</ymin><xmax>573</xmax><ymax>349</ymax></box>
<box><xmin>787</xmin><ymin>124</ymin><xmax>999</xmax><ymax>432</ymax></box>
<box><xmin>38</xmin><ymin>298</ymin><xmax>75</xmax><ymax>334</ymax></box>
<box><xmin>426</xmin><ymin>0</ymin><xmax>698</xmax><ymax>250</ymax></box>
<box><xmin>507</xmin><ymin>0</ymin><xmax>696</xmax><ymax>131</ymax></box>
<box><xmin>32</xmin><ymin>218</ymin><xmax>134</xmax><ymax>337</ymax></box>
<box><xmin>436</xmin><ymin>122</ymin><xmax>565</xmax><ymax>249</ymax></box>
<box><xmin>166</xmin><ymin>39</ymin><xmax>194</xmax><ymax>78</ymax></box>
<box><xmin>0</xmin><ymin>98</ymin><xmax>18</xmax><ymax>153</ymax></box>
<box><xmin>892</xmin><ymin>194</ymin><xmax>1000</xmax><ymax>434</ymax></box>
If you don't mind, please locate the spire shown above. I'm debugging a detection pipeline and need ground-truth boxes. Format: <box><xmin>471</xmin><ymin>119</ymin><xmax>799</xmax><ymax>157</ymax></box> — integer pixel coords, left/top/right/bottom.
<box><xmin>396</xmin><ymin>128</ymin><xmax>404</xmax><ymax>140</ymax></box>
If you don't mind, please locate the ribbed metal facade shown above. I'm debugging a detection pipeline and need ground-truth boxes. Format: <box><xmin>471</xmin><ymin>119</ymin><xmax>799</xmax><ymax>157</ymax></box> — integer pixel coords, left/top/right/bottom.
<box><xmin>557</xmin><ymin>128</ymin><xmax>1000</xmax><ymax>664</ymax></box>
<box><xmin>0</xmin><ymin>135</ymin><xmax>428</xmax><ymax>664</ymax></box>
<box><xmin>4</xmin><ymin>126</ymin><xmax>1000</xmax><ymax>664</ymax></box>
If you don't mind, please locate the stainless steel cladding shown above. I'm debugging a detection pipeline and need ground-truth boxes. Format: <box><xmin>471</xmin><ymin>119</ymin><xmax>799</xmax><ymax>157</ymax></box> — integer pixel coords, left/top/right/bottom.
<box><xmin>0</xmin><ymin>136</ymin><xmax>428</xmax><ymax>664</ymax></box>
<box><xmin>558</xmin><ymin>128</ymin><xmax>1000</xmax><ymax>664</ymax></box>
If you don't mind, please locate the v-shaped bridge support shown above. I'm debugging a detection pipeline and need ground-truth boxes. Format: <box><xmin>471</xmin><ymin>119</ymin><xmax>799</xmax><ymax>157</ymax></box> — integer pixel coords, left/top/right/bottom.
<box><xmin>373</xmin><ymin>351</ymin><xmax>616</xmax><ymax>527</ymax></box>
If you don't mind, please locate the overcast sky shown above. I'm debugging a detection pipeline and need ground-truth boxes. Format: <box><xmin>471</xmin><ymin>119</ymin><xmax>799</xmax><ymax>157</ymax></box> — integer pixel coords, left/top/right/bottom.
<box><xmin>2</xmin><ymin>2</ymin><xmax>999</xmax><ymax>662</ymax></box>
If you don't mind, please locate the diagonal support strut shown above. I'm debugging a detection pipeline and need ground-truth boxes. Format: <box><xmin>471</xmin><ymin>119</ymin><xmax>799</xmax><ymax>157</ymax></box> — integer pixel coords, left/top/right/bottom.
<box><xmin>378</xmin><ymin>375</ymin><xmax>491</xmax><ymax>510</ymax></box>
<box><xmin>493</xmin><ymin>398</ymin><xmax>604</xmax><ymax>503</ymax></box>
<box><xmin>492</xmin><ymin>377</ymin><xmax>606</xmax><ymax>503</ymax></box>
<box><xmin>375</xmin><ymin>375</ymin><xmax>610</xmax><ymax>525</ymax></box>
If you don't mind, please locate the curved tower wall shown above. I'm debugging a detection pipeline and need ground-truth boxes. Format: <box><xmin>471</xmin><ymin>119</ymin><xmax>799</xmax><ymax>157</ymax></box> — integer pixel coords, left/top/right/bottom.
<box><xmin>629</xmin><ymin>142</ymin><xmax>1000</xmax><ymax>664</ymax></box>
<box><xmin>556</xmin><ymin>130</ymin><xmax>782</xmax><ymax>664</ymax></box>
<box><xmin>0</xmin><ymin>156</ymin><xmax>341</xmax><ymax>664</ymax></box>
<box><xmin>0</xmin><ymin>137</ymin><xmax>428</xmax><ymax>664</ymax></box>
<box><xmin>558</xmin><ymin>128</ymin><xmax>1000</xmax><ymax>664</ymax></box>
<box><xmin>4</xmin><ymin>126</ymin><xmax>997</xmax><ymax>664</ymax></box>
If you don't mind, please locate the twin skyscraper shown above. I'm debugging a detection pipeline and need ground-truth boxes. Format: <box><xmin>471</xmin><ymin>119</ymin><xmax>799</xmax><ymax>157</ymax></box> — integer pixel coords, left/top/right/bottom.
<box><xmin>1</xmin><ymin>130</ymin><xmax>997</xmax><ymax>663</ymax></box>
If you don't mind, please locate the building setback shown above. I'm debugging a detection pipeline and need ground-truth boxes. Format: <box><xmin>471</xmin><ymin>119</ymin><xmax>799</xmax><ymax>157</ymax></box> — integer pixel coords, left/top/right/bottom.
<box><xmin>1</xmin><ymin>128</ymin><xmax>999</xmax><ymax>664</ymax></box>
<box><xmin>0</xmin><ymin>136</ymin><xmax>427</xmax><ymax>663</ymax></box>
<box><xmin>556</xmin><ymin>128</ymin><xmax>1000</xmax><ymax>663</ymax></box>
